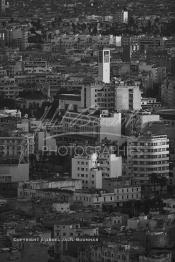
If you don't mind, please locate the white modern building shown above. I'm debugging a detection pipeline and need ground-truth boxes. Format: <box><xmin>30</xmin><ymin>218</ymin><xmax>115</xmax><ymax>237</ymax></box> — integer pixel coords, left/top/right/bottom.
<box><xmin>100</xmin><ymin>111</ymin><xmax>121</xmax><ymax>142</ymax></box>
<box><xmin>98</xmin><ymin>48</ymin><xmax>110</xmax><ymax>84</ymax></box>
<box><xmin>98</xmin><ymin>153</ymin><xmax>122</xmax><ymax>178</ymax></box>
<box><xmin>72</xmin><ymin>151</ymin><xmax>122</xmax><ymax>187</ymax></box>
<box><xmin>72</xmin><ymin>153</ymin><xmax>102</xmax><ymax>189</ymax></box>
<box><xmin>35</xmin><ymin>131</ymin><xmax>57</xmax><ymax>154</ymax></box>
<box><xmin>113</xmin><ymin>10</ymin><xmax>129</xmax><ymax>24</ymax></box>
<box><xmin>81</xmin><ymin>82</ymin><xmax>115</xmax><ymax>111</ymax></box>
<box><xmin>115</xmin><ymin>81</ymin><xmax>142</xmax><ymax>111</ymax></box>
<box><xmin>127</xmin><ymin>134</ymin><xmax>169</xmax><ymax>180</ymax></box>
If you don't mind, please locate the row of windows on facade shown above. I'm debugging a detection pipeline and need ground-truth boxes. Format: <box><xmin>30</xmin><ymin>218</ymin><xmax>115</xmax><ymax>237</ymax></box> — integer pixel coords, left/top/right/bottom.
<box><xmin>94</xmin><ymin>93</ymin><xmax>114</xmax><ymax>98</ymax></box>
<box><xmin>0</xmin><ymin>176</ymin><xmax>11</xmax><ymax>182</ymax></box>
<box><xmin>91</xmin><ymin>252</ymin><xmax>127</xmax><ymax>260</ymax></box>
<box><xmin>115</xmin><ymin>188</ymin><xmax>140</xmax><ymax>193</ymax></box>
<box><xmin>95</xmin><ymin>100</ymin><xmax>114</xmax><ymax>104</ymax></box>
<box><xmin>77</xmin><ymin>160</ymin><xmax>110</xmax><ymax>165</ymax></box>
<box><xmin>132</xmin><ymin>166</ymin><xmax>169</xmax><ymax>171</ymax></box>
<box><xmin>133</xmin><ymin>160</ymin><xmax>169</xmax><ymax>164</ymax></box>
<box><xmin>130</xmin><ymin>148</ymin><xmax>168</xmax><ymax>153</ymax></box>
<box><xmin>77</xmin><ymin>173</ymin><xmax>95</xmax><ymax>177</ymax></box>
<box><xmin>75</xmin><ymin>194</ymin><xmax>140</xmax><ymax>202</ymax></box>
<box><xmin>0</xmin><ymin>145</ymin><xmax>23</xmax><ymax>149</ymax></box>
<box><xmin>133</xmin><ymin>173</ymin><xmax>168</xmax><ymax>177</ymax></box>
<box><xmin>132</xmin><ymin>154</ymin><xmax>169</xmax><ymax>159</ymax></box>
<box><xmin>130</xmin><ymin>142</ymin><xmax>168</xmax><ymax>146</ymax></box>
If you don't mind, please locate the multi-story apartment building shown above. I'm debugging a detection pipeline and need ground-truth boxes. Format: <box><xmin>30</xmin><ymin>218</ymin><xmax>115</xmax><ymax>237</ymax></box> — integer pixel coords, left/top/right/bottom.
<box><xmin>54</xmin><ymin>223</ymin><xmax>99</xmax><ymax>238</ymax></box>
<box><xmin>74</xmin><ymin>185</ymin><xmax>141</xmax><ymax>207</ymax></box>
<box><xmin>59</xmin><ymin>93</ymin><xmax>81</xmax><ymax>112</ymax></box>
<box><xmin>0</xmin><ymin>134</ymin><xmax>29</xmax><ymax>183</ymax></box>
<box><xmin>161</xmin><ymin>78</ymin><xmax>175</xmax><ymax>108</ymax></box>
<box><xmin>81</xmin><ymin>82</ymin><xmax>115</xmax><ymax>111</ymax></box>
<box><xmin>127</xmin><ymin>134</ymin><xmax>169</xmax><ymax>180</ymax></box>
<box><xmin>23</xmin><ymin>59</ymin><xmax>52</xmax><ymax>74</ymax></box>
<box><xmin>6</xmin><ymin>26</ymin><xmax>28</xmax><ymax>50</ymax></box>
<box><xmin>0</xmin><ymin>115</ymin><xmax>17</xmax><ymax>132</ymax></box>
<box><xmin>0</xmin><ymin>66</ymin><xmax>7</xmax><ymax>77</ymax></box>
<box><xmin>139</xmin><ymin>36</ymin><xmax>164</xmax><ymax>54</ymax></box>
<box><xmin>114</xmin><ymin>186</ymin><xmax>141</xmax><ymax>202</ymax></box>
<box><xmin>0</xmin><ymin>0</ymin><xmax>9</xmax><ymax>14</ymax></box>
<box><xmin>15</xmin><ymin>73</ymin><xmax>62</xmax><ymax>98</ymax></box>
<box><xmin>72</xmin><ymin>151</ymin><xmax>122</xmax><ymax>188</ymax></box>
<box><xmin>115</xmin><ymin>81</ymin><xmax>142</xmax><ymax>111</ymax></box>
<box><xmin>141</xmin><ymin>98</ymin><xmax>161</xmax><ymax>111</ymax></box>
<box><xmin>139</xmin><ymin>62</ymin><xmax>166</xmax><ymax>84</ymax></box>
<box><xmin>98</xmin><ymin>153</ymin><xmax>122</xmax><ymax>178</ymax></box>
<box><xmin>59</xmin><ymin>81</ymin><xmax>141</xmax><ymax>113</ymax></box>
<box><xmin>72</xmin><ymin>153</ymin><xmax>102</xmax><ymax>189</ymax></box>
<box><xmin>79</xmin><ymin>243</ymin><xmax>130</xmax><ymax>262</ymax></box>
<box><xmin>0</xmin><ymin>76</ymin><xmax>22</xmax><ymax>98</ymax></box>
<box><xmin>113</xmin><ymin>10</ymin><xmax>128</xmax><ymax>24</ymax></box>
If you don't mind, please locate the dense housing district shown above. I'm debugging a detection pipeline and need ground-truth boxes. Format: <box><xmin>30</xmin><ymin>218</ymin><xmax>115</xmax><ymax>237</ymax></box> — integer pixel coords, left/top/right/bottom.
<box><xmin>0</xmin><ymin>0</ymin><xmax>175</xmax><ymax>261</ymax></box>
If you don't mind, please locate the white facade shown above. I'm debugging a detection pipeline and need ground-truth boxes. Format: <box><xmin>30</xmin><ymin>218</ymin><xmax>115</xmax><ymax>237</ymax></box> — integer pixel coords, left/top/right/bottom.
<box><xmin>115</xmin><ymin>83</ymin><xmax>142</xmax><ymax>111</ymax></box>
<box><xmin>72</xmin><ymin>153</ymin><xmax>102</xmax><ymax>189</ymax></box>
<box><xmin>127</xmin><ymin>134</ymin><xmax>169</xmax><ymax>179</ymax></box>
<box><xmin>98</xmin><ymin>48</ymin><xmax>110</xmax><ymax>84</ymax></box>
<box><xmin>72</xmin><ymin>152</ymin><xmax>122</xmax><ymax>186</ymax></box>
<box><xmin>36</xmin><ymin>131</ymin><xmax>57</xmax><ymax>153</ymax></box>
<box><xmin>74</xmin><ymin>186</ymin><xmax>141</xmax><ymax>206</ymax></box>
<box><xmin>114</xmin><ymin>186</ymin><xmax>141</xmax><ymax>202</ymax></box>
<box><xmin>100</xmin><ymin>112</ymin><xmax>121</xmax><ymax>142</ymax></box>
<box><xmin>98</xmin><ymin>154</ymin><xmax>122</xmax><ymax>178</ymax></box>
<box><xmin>123</xmin><ymin>11</ymin><xmax>129</xmax><ymax>24</ymax></box>
<box><xmin>113</xmin><ymin>10</ymin><xmax>129</xmax><ymax>24</ymax></box>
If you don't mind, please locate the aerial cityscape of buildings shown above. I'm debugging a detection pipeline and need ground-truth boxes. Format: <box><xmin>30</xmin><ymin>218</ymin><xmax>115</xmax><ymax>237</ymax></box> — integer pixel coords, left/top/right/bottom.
<box><xmin>0</xmin><ymin>0</ymin><xmax>175</xmax><ymax>261</ymax></box>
